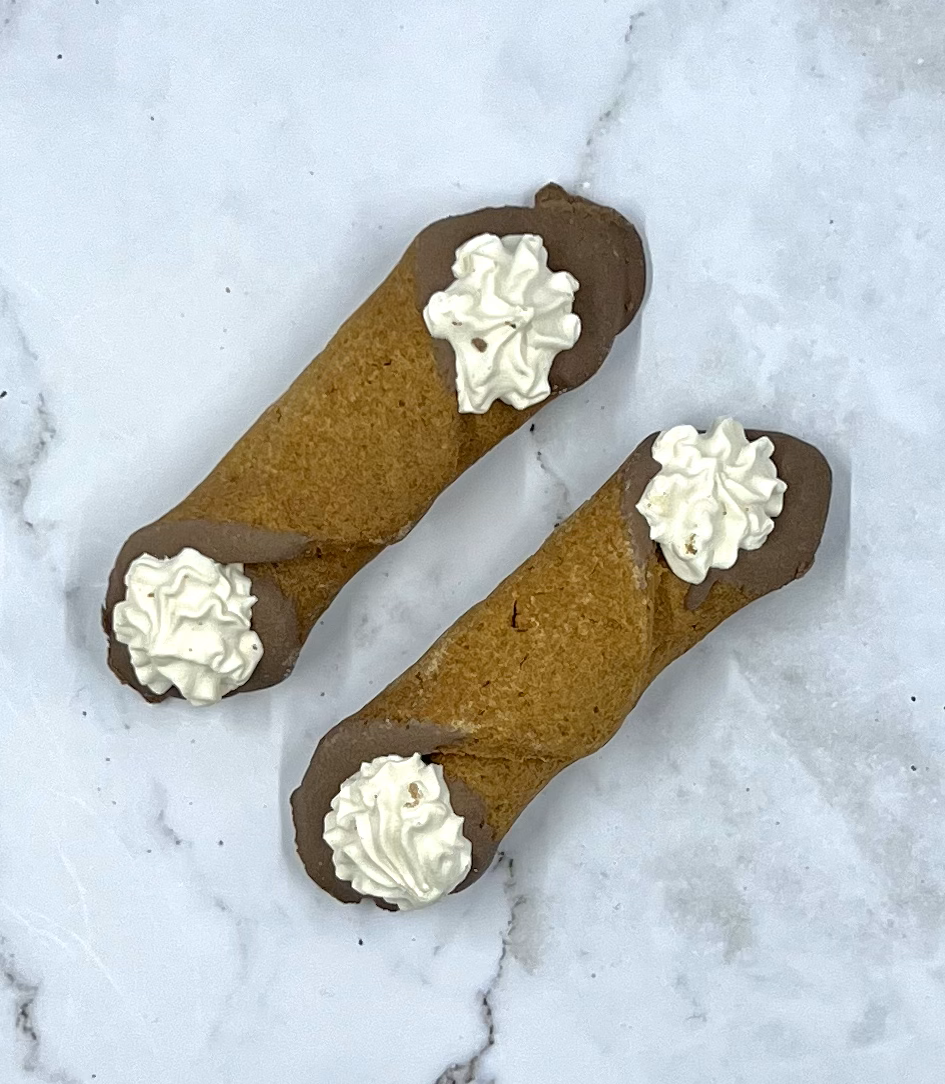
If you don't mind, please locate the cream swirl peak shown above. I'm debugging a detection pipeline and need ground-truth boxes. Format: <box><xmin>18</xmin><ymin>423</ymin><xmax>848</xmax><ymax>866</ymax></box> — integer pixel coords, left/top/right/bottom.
<box><xmin>423</xmin><ymin>232</ymin><xmax>581</xmax><ymax>413</ymax></box>
<box><xmin>323</xmin><ymin>753</ymin><xmax>472</xmax><ymax>910</ymax></box>
<box><xmin>636</xmin><ymin>418</ymin><xmax>788</xmax><ymax>585</ymax></box>
<box><xmin>112</xmin><ymin>548</ymin><xmax>263</xmax><ymax>706</ymax></box>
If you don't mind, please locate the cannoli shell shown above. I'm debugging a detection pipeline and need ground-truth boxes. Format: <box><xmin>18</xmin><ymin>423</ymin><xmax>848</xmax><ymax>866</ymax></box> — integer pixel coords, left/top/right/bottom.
<box><xmin>103</xmin><ymin>185</ymin><xmax>646</xmax><ymax>700</ymax></box>
<box><xmin>291</xmin><ymin>430</ymin><xmax>831</xmax><ymax>904</ymax></box>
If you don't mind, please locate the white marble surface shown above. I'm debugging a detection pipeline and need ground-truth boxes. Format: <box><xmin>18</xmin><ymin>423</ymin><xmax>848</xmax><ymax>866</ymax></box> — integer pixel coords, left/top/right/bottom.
<box><xmin>1</xmin><ymin>0</ymin><xmax>944</xmax><ymax>1080</ymax></box>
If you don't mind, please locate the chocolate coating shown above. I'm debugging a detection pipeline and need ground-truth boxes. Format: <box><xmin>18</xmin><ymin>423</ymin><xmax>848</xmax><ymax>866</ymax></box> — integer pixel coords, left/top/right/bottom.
<box><xmin>620</xmin><ymin>430</ymin><xmax>833</xmax><ymax>609</ymax></box>
<box><xmin>290</xmin><ymin>720</ymin><xmax>494</xmax><ymax>910</ymax></box>
<box><xmin>415</xmin><ymin>183</ymin><xmax>646</xmax><ymax>395</ymax></box>
<box><xmin>103</xmin><ymin>520</ymin><xmax>307</xmax><ymax>702</ymax></box>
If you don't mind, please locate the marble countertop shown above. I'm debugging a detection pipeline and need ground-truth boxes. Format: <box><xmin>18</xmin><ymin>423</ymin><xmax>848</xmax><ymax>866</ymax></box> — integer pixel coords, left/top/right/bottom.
<box><xmin>2</xmin><ymin>1</ymin><xmax>944</xmax><ymax>1081</ymax></box>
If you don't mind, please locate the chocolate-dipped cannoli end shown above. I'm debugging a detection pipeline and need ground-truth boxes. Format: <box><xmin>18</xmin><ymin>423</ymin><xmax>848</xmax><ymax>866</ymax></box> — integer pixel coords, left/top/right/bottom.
<box><xmin>104</xmin><ymin>521</ymin><xmax>307</xmax><ymax>704</ymax></box>
<box><xmin>416</xmin><ymin>183</ymin><xmax>646</xmax><ymax>400</ymax></box>
<box><xmin>292</xmin><ymin>719</ymin><xmax>497</xmax><ymax>909</ymax></box>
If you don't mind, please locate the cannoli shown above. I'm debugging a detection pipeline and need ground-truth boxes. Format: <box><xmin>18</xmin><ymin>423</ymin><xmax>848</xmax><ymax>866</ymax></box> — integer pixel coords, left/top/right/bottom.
<box><xmin>103</xmin><ymin>185</ymin><xmax>646</xmax><ymax>704</ymax></box>
<box><xmin>292</xmin><ymin>419</ymin><xmax>831</xmax><ymax>909</ymax></box>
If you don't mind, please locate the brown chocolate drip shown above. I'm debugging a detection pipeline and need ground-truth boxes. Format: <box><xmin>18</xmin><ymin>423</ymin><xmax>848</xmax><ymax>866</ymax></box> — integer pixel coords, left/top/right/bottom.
<box><xmin>619</xmin><ymin>429</ymin><xmax>833</xmax><ymax>609</ymax></box>
<box><xmin>103</xmin><ymin>520</ymin><xmax>308</xmax><ymax>702</ymax></box>
<box><xmin>415</xmin><ymin>183</ymin><xmax>646</xmax><ymax>395</ymax></box>
<box><xmin>290</xmin><ymin>720</ymin><xmax>495</xmax><ymax>909</ymax></box>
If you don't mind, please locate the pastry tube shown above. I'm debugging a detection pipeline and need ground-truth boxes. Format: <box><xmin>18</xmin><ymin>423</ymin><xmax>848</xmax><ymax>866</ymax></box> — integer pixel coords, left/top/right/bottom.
<box><xmin>103</xmin><ymin>184</ymin><xmax>646</xmax><ymax>702</ymax></box>
<box><xmin>292</xmin><ymin>424</ymin><xmax>831</xmax><ymax>907</ymax></box>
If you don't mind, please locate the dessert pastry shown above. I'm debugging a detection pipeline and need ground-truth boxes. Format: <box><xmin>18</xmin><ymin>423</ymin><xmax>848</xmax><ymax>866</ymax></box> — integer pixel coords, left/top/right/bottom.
<box><xmin>292</xmin><ymin>419</ymin><xmax>831</xmax><ymax>909</ymax></box>
<box><xmin>103</xmin><ymin>184</ymin><xmax>646</xmax><ymax>705</ymax></box>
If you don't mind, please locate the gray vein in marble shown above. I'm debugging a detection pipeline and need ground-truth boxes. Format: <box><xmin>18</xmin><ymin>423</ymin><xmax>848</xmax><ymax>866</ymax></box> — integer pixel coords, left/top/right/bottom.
<box><xmin>209</xmin><ymin>894</ymin><xmax>254</xmax><ymax>984</ymax></box>
<box><xmin>151</xmin><ymin>781</ymin><xmax>191</xmax><ymax>850</ymax></box>
<box><xmin>205</xmin><ymin>894</ymin><xmax>260</xmax><ymax>1041</ymax></box>
<box><xmin>673</xmin><ymin>971</ymin><xmax>708</xmax><ymax>1027</ymax></box>
<box><xmin>433</xmin><ymin>857</ymin><xmax>526</xmax><ymax>1084</ymax></box>
<box><xmin>528</xmin><ymin>425</ymin><xmax>572</xmax><ymax>528</ymax></box>
<box><xmin>1</xmin><ymin>901</ymin><xmax>134</xmax><ymax>1023</ymax></box>
<box><xmin>575</xmin><ymin>11</ymin><xmax>646</xmax><ymax>189</ymax></box>
<box><xmin>534</xmin><ymin>448</ymin><xmax>571</xmax><ymax>528</ymax></box>
<box><xmin>1</xmin><ymin>0</ymin><xmax>23</xmax><ymax>48</ymax></box>
<box><xmin>1</xmin><ymin>941</ymin><xmax>80</xmax><ymax>1084</ymax></box>
<box><xmin>0</xmin><ymin>286</ymin><xmax>57</xmax><ymax>532</ymax></box>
